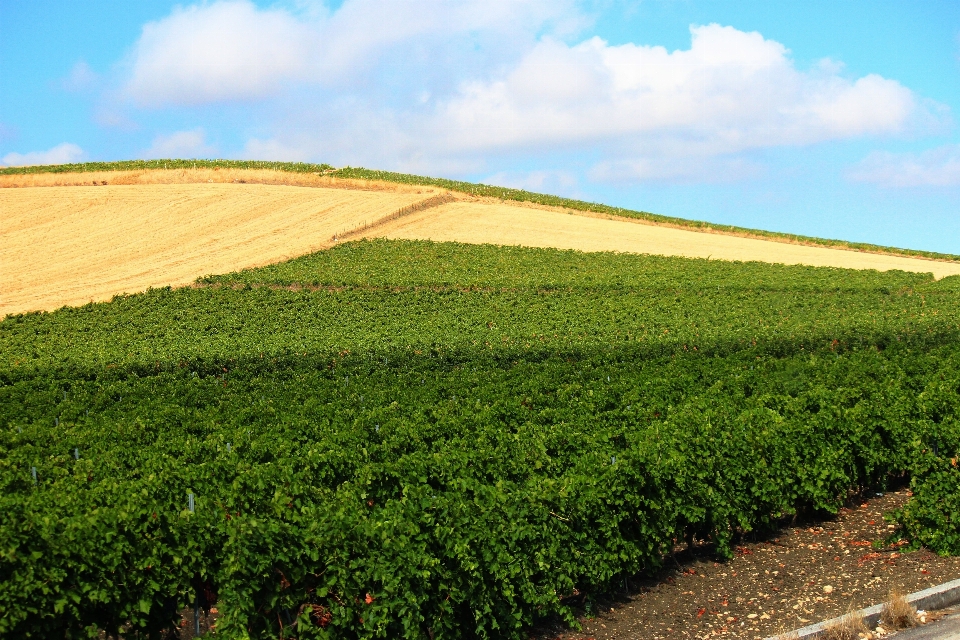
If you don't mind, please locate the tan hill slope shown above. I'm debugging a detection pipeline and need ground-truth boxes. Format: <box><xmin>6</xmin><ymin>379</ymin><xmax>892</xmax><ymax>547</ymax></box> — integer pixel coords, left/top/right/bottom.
<box><xmin>1</xmin><ymin>179</ymin><xmax>437</xmax><ymax>315</ymax></box>
<box><xmin>363</xmin><ymin>200</ymin><xmax>960</xmax><ymax>279</ymax></box>
<box><xmin>3</xmin><ymin>168</ymin><xmax>959</xmax><ymax>316</ymax></box>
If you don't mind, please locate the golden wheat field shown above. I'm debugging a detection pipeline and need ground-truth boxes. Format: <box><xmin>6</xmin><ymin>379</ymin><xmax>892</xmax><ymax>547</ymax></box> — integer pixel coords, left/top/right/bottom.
<box><xmin>365</xmin><ymin>200</ymin><xmax>960</xmax><ymax>279</ymax></box>
<box><xmin>3</xmin><ymin>168</ymin><xmax>960</xmax><ymax>316</ymax></box>
<box><xmin>1</xmin><ymin>180</ymin><xmax>435</xmax><ymax>316</ymax></box>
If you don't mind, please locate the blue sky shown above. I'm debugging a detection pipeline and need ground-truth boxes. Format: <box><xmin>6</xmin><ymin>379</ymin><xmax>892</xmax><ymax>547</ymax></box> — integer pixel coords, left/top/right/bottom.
<box><xmin>2</xmin><ymin>1</ymin><xmax>959</xmax><ymax>253</ymax></box>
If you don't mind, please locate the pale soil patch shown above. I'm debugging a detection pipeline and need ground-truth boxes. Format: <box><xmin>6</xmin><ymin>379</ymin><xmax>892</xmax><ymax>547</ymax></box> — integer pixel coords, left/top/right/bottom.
<box><xmin>365</xmin><ymin>201</ymin><xmax>960</xmax><ymax>279</ymax></box>
<box><xmin>1</xmin><ymin>183</ymin><xmax>430</xmax><ymax>316</ymax></box>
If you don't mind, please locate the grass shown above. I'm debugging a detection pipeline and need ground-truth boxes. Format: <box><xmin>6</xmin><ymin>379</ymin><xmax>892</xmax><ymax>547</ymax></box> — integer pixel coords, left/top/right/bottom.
<box><xmin>822</xmin><ymin>610</ymin><xmax>868</xmax><ymax>640</ymax></box>
<box><xmin>2</xmin><ymin>158</ymin><xmax>959</xmax><ymax>263</ymax></box>
<box><xmin>880</xmin><ymin>591</ymin><xmax>917</xmax><ymax>630</ymax></box>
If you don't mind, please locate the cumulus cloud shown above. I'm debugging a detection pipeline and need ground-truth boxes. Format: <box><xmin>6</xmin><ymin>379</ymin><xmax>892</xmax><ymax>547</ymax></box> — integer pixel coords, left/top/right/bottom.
<box><xmin>848</xmin><ymin>144</ymin><xmax>960</xmax><ymax>187</ymax></box>
<box><xmin>432</xmin><ymin>24</ymin><xmax>928</xmax><ymax>178</ymax></box>
<box><xmin>2</xmin><ymin>143</ymin><xmax>84</xmax><ymax>167</ymax></box>
<box><xmin>125</xmin><ymin>2</ymin><xmax>314</xmax><ymax>106</ymax></box>
<box><xmin>143</xmin><ymin>129</ymin><xmax>218</xmax><ymax>159</ymax></box>
<box><xmin>112</xmin><ymin>3</ymin><xmax>945</xmax><ymax>186</ymax></box>
<box><xmin>317</xmin><ymin>0</ymin><xmax>580</xmax><ymax>78</ymax></box>
<box><xmin>122</xmin><ymin>0</ymin><xmax>575</xmax><ymax>107</ymax></box>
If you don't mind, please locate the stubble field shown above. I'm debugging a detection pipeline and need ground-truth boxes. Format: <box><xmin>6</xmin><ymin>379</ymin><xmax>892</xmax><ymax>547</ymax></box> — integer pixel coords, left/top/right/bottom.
<box><xmin>1</xmin><ymin>181</ymin><xmax>434</xmax><ymax>315</ymax></box>
<box><xmin>366</xmin><ymin>200</ymin><xmax>960</xmax><ymax>280</ymax></box>
<box><xmin>4</xmin><ymin>167</ymin><xmax>960</xmax><ymax>317</ymax></box>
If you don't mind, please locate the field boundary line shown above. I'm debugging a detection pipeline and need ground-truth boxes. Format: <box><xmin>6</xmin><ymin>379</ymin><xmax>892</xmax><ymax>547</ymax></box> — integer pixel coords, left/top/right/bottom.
<box><xmin>333</xmin><ymin>192</ymin><xmax>457</xmax><ymax>242</ymax></box>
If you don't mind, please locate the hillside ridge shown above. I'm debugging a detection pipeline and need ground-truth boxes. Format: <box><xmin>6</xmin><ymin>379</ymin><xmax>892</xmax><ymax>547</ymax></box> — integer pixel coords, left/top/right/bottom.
<box><xmin>3</xmin><ymin>158</ymin><xmax>958</xmax><ymax>264</ymax></box>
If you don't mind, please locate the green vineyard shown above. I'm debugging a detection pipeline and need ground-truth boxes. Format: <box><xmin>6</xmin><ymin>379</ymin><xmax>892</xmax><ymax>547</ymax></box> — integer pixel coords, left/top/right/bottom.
<box><xmin>3</xmin><ymin>239</ymin><xmax>960</xmax><ymax>638</ymax></box>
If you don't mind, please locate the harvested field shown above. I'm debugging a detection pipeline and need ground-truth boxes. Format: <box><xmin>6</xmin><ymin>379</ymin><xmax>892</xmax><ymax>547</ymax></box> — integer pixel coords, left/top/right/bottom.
<box><xmin>0</xmin><ymin>167</ymin><xmax>433</xmax><ymax>193</ymax></box>
<box><xmin>1</xmin><ymin>183</ymin><xmax>433</xmax><ymax>316</ymax></box>
<box><xmin>365</xmin><ymin>201</ymin><xmax>960</xmax><ymax>279</ymax></box>
<box><xmin>6</xmin><ymin>169</ymin><xmax>960</xmax><ymax>317</ymax></box>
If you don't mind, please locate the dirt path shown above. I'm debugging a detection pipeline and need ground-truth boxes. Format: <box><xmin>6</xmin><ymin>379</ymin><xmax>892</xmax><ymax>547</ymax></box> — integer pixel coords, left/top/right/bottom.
<box><xmin>1</xmin><ymin>183</ymin><xmax>430</xmax><ymax>316</ymax></box>
<box><xmin>534</xmin><ymin>491</ymin><xmax>960</xmax><ymax>640</ymax></box>
<box><xmin>365</xmin><ymin>201</ymin><xmax>960</xmax><ymax>279</ymax></box>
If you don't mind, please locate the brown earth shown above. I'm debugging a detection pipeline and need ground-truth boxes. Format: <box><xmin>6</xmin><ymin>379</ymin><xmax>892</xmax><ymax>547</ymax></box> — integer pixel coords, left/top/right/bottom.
<box><xmin>0</xmin><ymin>182</ymin><xmax>434</xmax><ymax>316</ymax></box>
<box><xmin>533</xmin><ymin>490</ymin><xmax>960</xmax><ymax>640</ymax></box>
<box><xmin>364</xmin><ymin>201</ymin><xmax>960</xmax><ymax>280</ymax></box>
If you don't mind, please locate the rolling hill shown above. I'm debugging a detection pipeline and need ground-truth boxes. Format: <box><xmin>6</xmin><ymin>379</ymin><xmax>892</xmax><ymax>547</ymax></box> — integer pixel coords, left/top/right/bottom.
<box><xmin>2</xmin><ymin>161</ymin><xmax>959</xmax><ymax>317</ymax></box>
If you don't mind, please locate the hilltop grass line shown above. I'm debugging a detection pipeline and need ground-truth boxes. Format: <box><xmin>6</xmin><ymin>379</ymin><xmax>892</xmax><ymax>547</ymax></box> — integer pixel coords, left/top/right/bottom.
<box><xmin>3</xmin><ymin>158</ymin><xmax>958</xmax><ymax>264</ymax></box>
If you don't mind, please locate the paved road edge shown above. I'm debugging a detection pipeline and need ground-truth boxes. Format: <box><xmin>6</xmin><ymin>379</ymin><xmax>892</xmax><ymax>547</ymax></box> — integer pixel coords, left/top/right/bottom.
<box><xmin>765</xmin><ymin>578</ymin><xmax>960</xmax><ymax>640</ymax></box>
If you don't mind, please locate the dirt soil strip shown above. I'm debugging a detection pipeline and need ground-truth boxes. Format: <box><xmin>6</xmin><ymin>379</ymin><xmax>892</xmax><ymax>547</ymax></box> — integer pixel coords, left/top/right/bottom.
<box><xmin>769</xmin><ymin>577</ymin><xmax>960</xmax><ymax>639</ymax></box>
<box><xmin>1</xmin><ymin>183</ymin><xmax>431</xmax><ymax>316</ymax></box>
<box><xmin>364</xmin><ymin>201</ymin><xmax>960</xmax><ymax>280</ymax></box>
<box><xmin>531</xmin><ymin>491</ymin><xmax>960</xmax><ymax>640</ymax></box>
<box><xmin>336</xmin><ymin>192</ymin><xmax>457</xmax><ymax>241</ymax></box>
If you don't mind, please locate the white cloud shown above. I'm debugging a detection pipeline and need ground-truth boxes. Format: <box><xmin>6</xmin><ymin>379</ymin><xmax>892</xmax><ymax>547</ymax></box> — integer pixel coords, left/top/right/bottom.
<box><xmin>2</xmin><ymin>143</ymin><xmax>84</xmax><ymax>167</ymax></box>
<box><xmin>242</xmin><ymin>137</ymin><xmax>313</xmax><ymax>162</ymax></box>
<box><xmin>589</xmin><ymin>155</ymin><xmax>764</xmax><ymax>184</ymax></box>
<box><xmin>93</xmin><ymin>106</ymin><xmax>139</xmax><ymax>131</ymax></box>
<box><xmin>482</xmin><ymin>169</ymin><xmax>581</xmax><ymax>196</ymax></box>
<box><xmin>111</xmin><ymin>5</ymin><xmax>946</xmax><ymax>187</ymax></box>
<box><xmin>848</xmin><ymin>144</ymin><xmax>960</xmax><ymax>187</ymax></box>
<box><xmin>434</xmin><ymin>25</ymin><xmax>927</xmax><ymax>167</ymax></box>
<box><xmin>122</xmin><ymin>0</ymin><xmax>575</xmax><ymax>107</ymax></box>
<box><xmin>61</xmin><ymin>61</ymin><xmax>98</xmax><ymax>92</ymax></box>
<box><xmin>316</xmin><ymin>0</ymin><xmax>580</xmax><ymax>79</ymax></box>
<box><xmin>143</xmin><ymin>129</ymin><xmax>217</xmax><ymax>159</ymax></box>
<box><xmin>125</xmin><ymin>1</ymin><xmax>314</xmax><ymax>107</ymax></box>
